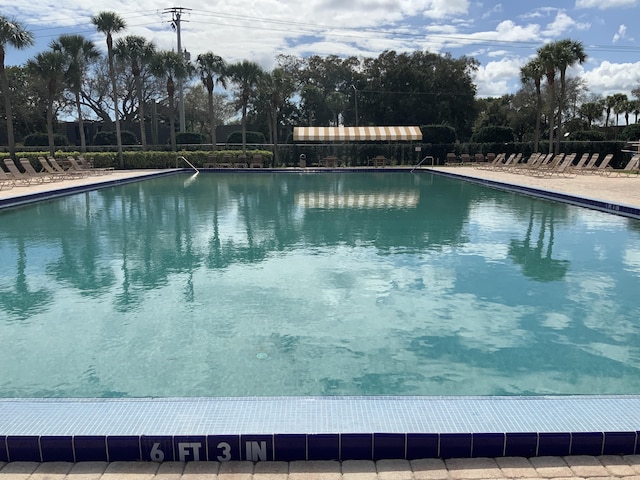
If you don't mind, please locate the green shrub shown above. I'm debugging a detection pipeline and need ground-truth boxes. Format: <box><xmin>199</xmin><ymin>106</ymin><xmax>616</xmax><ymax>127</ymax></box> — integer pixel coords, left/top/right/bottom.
<box><xmin>420</xmin><ymin>125</ymin><xmax>456</xmax><ymax>144</ymax></box>
<box><xmin>226</xmin><ymin>131</ymin><xmax>266</xmax><ymax>144</ymax></box>
<box><xmin>620</xmin><ymin>124</ymin><xmax>640</xmax><ymax>141</ymax></box>
<box><xmin>572</xmin><ymin>130</ymin><xmax>606</xmax><ymax>141</ymax></box>
<box><xmin>471</xmin><ymin>126</ymin><xmax>515</xmax><ymax>143</ymax></box>
<box><xmin>24</xmin><ymin>132</ymin><xmax>68</xmax><ymax>146</ymax></box>
<box><xmin>176</xmin><ymin>132</ymin><xmax>206</xmax><ymax>144</ymax></box>
<box><xmin>93</xmin><ymin>130</ymin><xmax>138</xmax><ymax>145</ymax></box>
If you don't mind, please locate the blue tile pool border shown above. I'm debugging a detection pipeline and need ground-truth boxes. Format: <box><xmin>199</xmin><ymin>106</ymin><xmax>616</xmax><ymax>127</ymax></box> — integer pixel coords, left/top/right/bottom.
<box><xmin>2</xmin><ymin>169</ymin><xmax>640</xmax><ymax>462</ymax></box>
<box><xmin>0</xmin><ymin>396</ymin><xmax>639</xmax><ymax>462</ymax></box>
<box><xmin>0</xmin><ymin>170</ymin><xmax>178</xmax><ymax>210</ymax></box>
<box><xmin>427</xmin><ymin>168</ymin><xmax>640</xmax><ymax>220</ymax></box>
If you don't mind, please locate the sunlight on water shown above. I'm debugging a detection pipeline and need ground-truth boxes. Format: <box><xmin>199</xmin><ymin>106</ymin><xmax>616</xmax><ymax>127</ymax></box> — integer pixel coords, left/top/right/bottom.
<box><xmin>1</xmin><ymin>172</ymin><xmax>640</xmax><ymax>397</ymax></box>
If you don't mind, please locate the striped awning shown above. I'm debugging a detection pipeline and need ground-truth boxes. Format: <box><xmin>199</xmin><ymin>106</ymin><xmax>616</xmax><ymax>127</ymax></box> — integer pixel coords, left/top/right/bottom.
<box><xmin>293</xmin><ymin>126</ymin><xmax>422</xmax><ymax>142</ymax></box>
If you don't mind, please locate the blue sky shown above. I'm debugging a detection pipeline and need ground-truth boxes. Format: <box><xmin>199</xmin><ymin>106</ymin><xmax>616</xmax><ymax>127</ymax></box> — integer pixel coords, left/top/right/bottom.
<box><xmin>4</xmin><ymin>0</ymin><xmax>640</xmax><ymax>98</ymax></box>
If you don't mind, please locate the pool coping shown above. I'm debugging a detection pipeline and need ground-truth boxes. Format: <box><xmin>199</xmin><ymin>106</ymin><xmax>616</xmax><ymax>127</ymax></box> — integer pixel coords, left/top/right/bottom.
<box><xmin>427</xmin><ymin>168</ymin><xmax>640</xmax><ymax>220</ymax></box>
<box><xmin>2</xmin><ymin>168</ymin><xmax>639</xmax><ymax>463</ymax></box>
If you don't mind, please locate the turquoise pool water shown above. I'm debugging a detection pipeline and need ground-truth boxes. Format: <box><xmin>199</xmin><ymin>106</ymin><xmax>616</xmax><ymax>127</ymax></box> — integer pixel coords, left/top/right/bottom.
<box><xmin>1</xmin><ymin>172</ymin><xmax>640</xmax><ymax>398</ymax></box>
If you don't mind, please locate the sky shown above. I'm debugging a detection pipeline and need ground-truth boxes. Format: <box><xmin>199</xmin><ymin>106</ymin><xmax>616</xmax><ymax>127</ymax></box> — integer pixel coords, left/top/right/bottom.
<box><xmin>4</xmin><ymin>0</ymin><xmax>640</xmax><ymax>99</ymax></box>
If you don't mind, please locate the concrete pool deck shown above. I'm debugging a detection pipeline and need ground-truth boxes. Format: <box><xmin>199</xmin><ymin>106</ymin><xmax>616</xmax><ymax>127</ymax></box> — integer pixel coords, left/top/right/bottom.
<box><xmin>1</xmin><ymin>166</ymin><xmax>640</xmax><ymax>479</ymax></box>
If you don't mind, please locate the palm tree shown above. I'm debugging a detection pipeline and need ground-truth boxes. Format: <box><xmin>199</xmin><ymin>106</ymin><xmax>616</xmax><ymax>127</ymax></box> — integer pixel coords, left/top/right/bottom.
<box><xmin>520</xmin><ymin>58</ymin><xmax>544</xmax><ymax>152</ymax></box>
<box><xmin>51</xmin><ymin>34</ymin><xmax>99</xmax><ymax>153</ymax></box>
<box><xmin>611</xmin><ymin>93</ymin><xmax>628</xmax><ymax>126</ymax></box>
<box><xmin>554</xmin><ymin>39</ymin><xmax>586</xmax><ymax>152</ymax></box>
<box><xmin>537</xmin><ymin>43</ymin><xmax>559</xmax><ymax>154</ymax></box>
<box><xmin>26</xmin><ymin>50</ymin><xmax>67</xmax><ymax>157</ymax></box>
<box><xmin>150</xmin><ymin>50</ymin><xmax>193</xmax><ymax>152</ymax></box>
<box><xmin>227</xmin><ymin>60</ymin><xmax>264</xmax><ymax>155</ymax></box>
<box><xmin>114</xmin><ymin>35</ymin><xmax>156</xmax><ymax>150</ymax></box>
<box><xmin>0</xmin><ymin>16</ymin><xmax>34</xmax><ymax>160</ymax></box>
<box><xmin>259</xmin><ymin>67</ymin><xmax>296</xmax><ymax>166</ymax></box>
<box><xmin>604</xmin><ymin>95</ymin><xmax>616</xmax><ymax>127</ymax></box>
<box><xmin>91</xmin><ymin>11</ymin><xmax>126</xmax><ymax>167</ymax></box>
<box><xmin>196</xmin><ymin>52</ymin><xmax>226</xmax><ymax>150</ymax></box>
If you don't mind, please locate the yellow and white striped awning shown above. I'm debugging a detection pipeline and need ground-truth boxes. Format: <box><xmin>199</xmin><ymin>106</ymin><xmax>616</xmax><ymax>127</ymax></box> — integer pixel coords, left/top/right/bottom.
<box><xmin>293</xmin><ymin>126</ymin><xmax>422</xmax><ymax>142</ymax></box>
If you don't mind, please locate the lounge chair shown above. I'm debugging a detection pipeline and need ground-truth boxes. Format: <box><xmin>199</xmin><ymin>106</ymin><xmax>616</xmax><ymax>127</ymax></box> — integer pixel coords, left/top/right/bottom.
<box><xmin>68</xmin><ymin>156</ymin><xmax>110</xmax><ymax>176</ymax></box>
<box><xmin>581</xmin><ymin>154</ymin><xmax>613</xmax><ymax>175</ymax></box>
<box><xmin>48</xmin><ymin>157</ymin><xmax>86</xmax><ymax>178</ymax></box>
<box><xmin>38</xmin><ymin>157</ymin><xmax>73</xmax><ymax>180</ymax></box>
<box><xmin>19</xmin><ymin>158</ymin><xmax>58</xmax><ymax>183</ymax></box>
<box><xmin>3</xmin><ymin>158</ymin><xmax>33</xmax><ymax>185</ymax></box>
<box><xmin>572</xmin><ymin>153</ymin><xmax>590</xmax><ymax>171</ymax></box>
<box><xmin>493</xmin><ymin>153</ymin><xmax>522</xmax><ymax>171</ymax></box>
<box><xmin>508</xmin><ymin>153</ymin><xmax>543</xmax><ymax>174</ymax></box>
<box><xmin>475</xmin><ymin>153</ymin><xmax>504</xmax><ymax>170</ymax></box>
<box><xmin>78</xmin><ymin>155</ymin><xmax>113</xmax><ymax>174</ymax></box>
<box><xmin>250</xmin><ymin>154</ymin><xmax>264</xmax><ymax>168</ymax></box>
<box><xmin>233</xmin><ymin>155</ymin><xmax>247</xmax><ymax>168</ymax></box>
<box><xmin>445</xmin><ymin>152</ymin><xmax>458</xmax><ymax>165</ymax></box>
<box><xmin>0</xmin><ymin>166</ymin><xmax>16</xmax><ymax>190</ymax></box>
<box><xmin>531</xmin><ymin>153</ymin><xmax>577</xmax><ymax>177</ymax></box>
<box><xmin>610</xmin><ymin>154</ymin><xmax>640</xmax><ymax>176</ymax></box>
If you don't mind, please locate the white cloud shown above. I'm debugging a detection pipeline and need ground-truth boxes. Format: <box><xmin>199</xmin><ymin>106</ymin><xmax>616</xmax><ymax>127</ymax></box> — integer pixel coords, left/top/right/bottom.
<box><xmin>612</xmin><ymin>24</ymin><xmax>627</xmax><ymax>42</ymax></box>
<box><xmin>543</xmin><ymin>11</ymin><xmax>590</xmax><ymax>37</ymax></box>
<box><xmin>422</xmin><ymin>0</ymin><xmax>470</xmax><ymax>19</ymax></box>
<box><xmin>582</xmin><ymin>60</ymin><xmax>640</xmax><ymax>96</ymax></box>
<box><xmin>575</xmin><ymin>0</ymin><xmax>637</xmax><ymax>8</ymax></box>
<box><xmin>473</xmin><ymin>57</ymin><xmax>523</xmax><ymax>97</ymax></box>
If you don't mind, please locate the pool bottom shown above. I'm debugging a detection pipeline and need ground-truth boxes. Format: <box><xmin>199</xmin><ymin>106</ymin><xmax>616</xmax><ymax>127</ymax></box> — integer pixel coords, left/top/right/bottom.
<box><xmin>1</xmin><ymin>396</ymin><xmax>639</xmax><ymax>462</ymax></box>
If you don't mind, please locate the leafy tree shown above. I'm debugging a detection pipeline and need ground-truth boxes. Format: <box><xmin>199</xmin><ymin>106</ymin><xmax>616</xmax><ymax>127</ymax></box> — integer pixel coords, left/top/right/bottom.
<box><xmin>115</xmin><ymin>35</ymin><xmax>156</xmax><ymax>150</ymax></box>
<box><xmin>92</xmin><ymin>11</ymin><xmax>126</xmax><ymax>166</ymax></box>
<box><xmin>227</xmin><ymin>60</ymin><xmax>264</xmax><ymax>155</ymax></box>
<box><xmin>604</xmin><ymin>95</ymin><xmax>616</xmax><ymax>127</ymax></box>
<box><xmin>150</xmin><ymin>49</ymin><xmax>193</xmax><ymax>151</ymax></box>
<box><xmin>51</xmin><ymin>34</ymin><xmax>100</xmax><ymax>153</ymax></box>
<box><xmin>537</xmin><ymin>42</ymin><xmax>559</xmax><ymax>153</ymax></box>
<box><xmin>420</xmin><ymin>125</ymin><xmax>456</xmax><ymax>143</ymax></box>
<box><xmin>196</xmin><ymin>52</ymin><xmax>227</xmax><ymax>149</ymax></box>
<box><xmin>362</xmin><ymin>50</ymin><xmax>478</xmax><ymax>139</ymax></box>
<box><xmin>578</xmin><ymin>99</ymin><xmax>604</xmax><ymax>128</ymax></box>
<box><xmin>26</xmin><ymin>50</ymin><xmax>67</xmax><ymax>156</ymax></box>
<box><xmin>471</xmin><ymin>125</ymin><xmax>514</xmax><ymax>143</ymax></box>
<box><xmin>520</xmin><ymin>58</ymin><xmax>544</xmax><ymax>151</ymax></box>
<box><xmin>183</xmin><ymin>83</ymin><xmax>234</xmax><ymax>135</ymax></box>
<box><xmin>554</xmin><ymin>39</ymin><xmax>586</xmax><ymax>151</ymax></box>
<box><xmin>259</xmin><ymin>67</ymin><xmax>297</xmax><ymax>165</ymax></box>
<box><xmin>0</xmin><ymin>15</ymin><xmax>34</xmax><ymax>159</ymax></box>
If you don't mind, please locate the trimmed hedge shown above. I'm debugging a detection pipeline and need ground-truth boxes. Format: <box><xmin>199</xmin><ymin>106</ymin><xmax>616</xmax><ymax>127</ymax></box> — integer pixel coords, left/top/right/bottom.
<box><xmin>24</xmin><ymin>133</ymin><xmax>68</xmax><ymax>146</ymax></box>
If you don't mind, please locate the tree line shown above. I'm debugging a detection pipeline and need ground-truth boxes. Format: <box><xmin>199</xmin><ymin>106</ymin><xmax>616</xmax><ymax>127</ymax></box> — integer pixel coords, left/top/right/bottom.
<box><xmin>1</xmin><ymin>11</ymin><xmax>639</xmax><ymax>167</ymax></box>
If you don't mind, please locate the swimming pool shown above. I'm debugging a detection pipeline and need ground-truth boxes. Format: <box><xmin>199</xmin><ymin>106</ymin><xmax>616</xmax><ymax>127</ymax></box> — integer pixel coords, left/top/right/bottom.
<box><xmin>2</xmin><ymin>171</ymin><xmax>640</xmax><ymax>398</ymax></box>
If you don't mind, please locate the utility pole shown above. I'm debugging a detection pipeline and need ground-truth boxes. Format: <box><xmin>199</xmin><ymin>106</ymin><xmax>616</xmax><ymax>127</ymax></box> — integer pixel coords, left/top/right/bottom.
<box><xmin>164</xmin><ymin>6</ymin><xmax>191</xmax><ymax>133</ymax></box>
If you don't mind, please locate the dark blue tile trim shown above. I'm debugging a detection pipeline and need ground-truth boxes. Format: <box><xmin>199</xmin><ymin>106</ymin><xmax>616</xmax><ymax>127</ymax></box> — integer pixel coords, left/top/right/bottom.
<box><xmin>571</xmin><ymin>432</ymin><xmax>603</xmax><ymax>456</ymax></box>
<box><xmin>7</xmin><ymin>435</ymin><xmax>40</xmax><ymax>462</ymax></box>
<box><xmin>107</xmin><ymin>435</ymin><xmax>141</xmax><ymax>461</ymax></box>
<box><xmin>505</xmin><ymin>432</ymin><xmax>538</xmax><ymax>457</ymax></box>
<box><xmin>274</xmin><ymin>434</ymin><xmax>307</xmax><ymax>461</ymax></box>
<box><xmin>240</xmin><ymin>434</ymin><xmax>273</xmax><ymax>461</ymax></box>
<box><xmin>472</xmin><ymin>433</ymin><xmax>505</xmax><ymax>457</ymax></box>
<box><xmin>0</xmin><ymin>170</ymin><xmax>177</xmax><ymax>211</ymax></box>
<box><xmin>341</xmin><ymin>433</ymin><xmax>373</xmax><ymax>460</ymax></box>
<box><xmin>0</xmin><ymin>436</ymin><xmax>7</xmax><ymax>462</ymax></box>
<box><xmin>141</xmin><ymin>435</ymin><xmax>174</xmax><ymax>462</ymax></box>
<box><xmin>374</xmin><ymin>433</ymin><xmax>405</xmax><ymax>460</ymax></box>
<box><xmin>307</xmin><ymin>434</ymin><xmax>339</xmax><ymax>461</ymax></box>
<box><xmin>440</xmin><ymin>433</ymin><xmax>472</xmax><ymax>458</ymax></box>
<box><xmin>428</xmin><ymin>169</ymin><xmax>640</xmax><ymax>220</ymax></box>
<box><xmin>407</xmin><ymin>433</ymin><xmax>438</xmax><ymax>459</ymax></box>
<box><xmin>208</xmin><ymin>435</ymin><xmax>241</xmax><ymax>462</ymax></box>
<box><xmin>538</xmin><ymin>432</ymin><xmax>571</xmax><ymax>457</ymax></box>
<box><xmin>74</xmin><ymin>436</ymin><xmax>107</xmax><ymax>462</ymax></box>
<box><xmin>41</xmin><ymin>436</ymin><xmax>74</xmax><ymax>462</ymax></box>
<box><xmin>603</xmin><ymin>431</ymin><xmax>637</xmax><ymax>455</ymax></box>
<box><xmin>174</xmin><ymin>435</ymin><xmax>207</xmax><ymax>462</ymax></box>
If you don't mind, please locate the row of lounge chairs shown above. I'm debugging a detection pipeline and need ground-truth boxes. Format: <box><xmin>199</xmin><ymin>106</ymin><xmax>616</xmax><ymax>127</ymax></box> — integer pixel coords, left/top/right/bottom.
<box><xmin>0</xmin><ymin>156</ymin><xmax>112</xmax><ymax>189</ymax></box>
<box><xmin>203</xmin><ymin>154</ymin><xmax>265</xmax><ymax>168</ymax></box>
<box><xmin>474</xmin><ymin>152</ymin><xmax>640</xmax><ymax>177</ymax></box>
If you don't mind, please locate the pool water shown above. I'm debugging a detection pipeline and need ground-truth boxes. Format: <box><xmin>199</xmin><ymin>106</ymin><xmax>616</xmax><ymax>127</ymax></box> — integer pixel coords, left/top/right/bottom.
<box><xmin>1</xmin><ymin>172</ymin><xmax>640</xmax><ymax>398</ymax></box>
